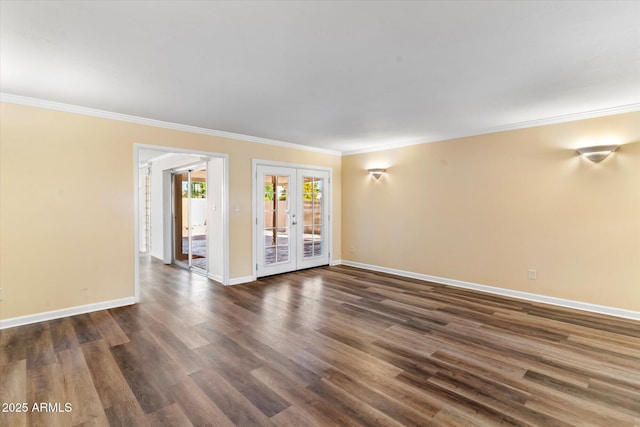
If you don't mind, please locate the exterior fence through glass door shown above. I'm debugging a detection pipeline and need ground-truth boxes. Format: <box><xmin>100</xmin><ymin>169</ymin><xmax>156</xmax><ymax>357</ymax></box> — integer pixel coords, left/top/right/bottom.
<box><xmin>173</xmin><ymin>166</ymin><xmax>207</xmax><ymax>273</ymax></box>
<box><xmin>264</xmin><ymin>174</ymin><xmax>290</xmax><ymax>265</ymax></box>
<box><xmin>302</xmin><ymin>176</ymin><xmax>323</xmax><ymax>258</ymax></box>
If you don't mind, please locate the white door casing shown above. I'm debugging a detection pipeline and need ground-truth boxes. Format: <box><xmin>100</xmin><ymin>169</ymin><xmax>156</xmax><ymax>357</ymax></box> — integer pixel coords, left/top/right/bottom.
<box><xmin>255</xmin><ymin>163</ymin><xmax>330</xmax><ymax>277</ymax></box>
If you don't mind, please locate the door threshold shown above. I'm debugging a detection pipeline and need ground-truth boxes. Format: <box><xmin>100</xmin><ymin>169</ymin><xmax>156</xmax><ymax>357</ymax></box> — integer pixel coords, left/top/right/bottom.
<box><xmin>191</xmin><ymin>266</ymin><xmax>208</xmax><ymax>277</ymax></box>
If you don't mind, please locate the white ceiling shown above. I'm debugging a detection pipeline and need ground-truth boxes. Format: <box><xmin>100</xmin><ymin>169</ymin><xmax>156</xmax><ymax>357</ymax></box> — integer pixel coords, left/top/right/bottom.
<box><xmin>1</xmin><ymin>1</ymin><xmax>639</xmax><ymax>154</ymax></box>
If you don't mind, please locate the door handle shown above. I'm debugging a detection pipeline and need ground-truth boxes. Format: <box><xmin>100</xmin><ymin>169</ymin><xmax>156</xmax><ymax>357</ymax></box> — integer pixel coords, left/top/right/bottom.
<box><xmin>292</xmin><ymin>221</ymin><xmax>297</xmax><ymax>225</ymax></box>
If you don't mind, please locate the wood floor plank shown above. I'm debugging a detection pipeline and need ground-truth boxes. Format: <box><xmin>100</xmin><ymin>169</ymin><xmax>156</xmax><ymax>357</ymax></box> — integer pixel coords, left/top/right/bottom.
<box><xmin>188</xmin><ymin>310</ymin><xmax>239</xmax><ymax>336</ymax></box>
<box><xmin>287</xmin><ymin>344</ymin><xmax>334</xmax><ymax>377</ymax></box>
<box><xmin>303</xmin><ymin>328</ymin><xmax>404</xmax><ymax>379</ymax></box>
<box><xmin>27</xmin><ymin>362</ymin><xmax>71</xmax><ymax>427</ymax></box>
<box><xmin>23</xmin><ymin>322</ymin><xmax>57</xmax><ymax>369</ymax></box>
<box><xmin>0</xmin><ymin>327</ymin><xmax>27</xmax><ymax>364</ymax></box>
<box><xmin>320</xmin><ymin>311</ymin><xmax>390</xmax><ymax>342</ymax></box>
<box><xmin>432</xmin><ymin>406</ymin><xmax>503</xmax><ymax>427</ymax></box>
<box><xmin>380</xmin><ymin>324</ymin><xmax>443</xmax><ymax>355</ymax></box>
<box><xmin>139</xmin><ymin>302</ymin><xmax>210</xmax><ymax>349</ymax></box>
<box><xmin>228</xmin><ymin>329</ymin><xmax>320</xmax><ymax>386</ymax></box>
<box><xmin>524</xmin><ymin>388</ymin><xmax>639</xmax><ymax>426</ymax></box>
<box><xmin>169</xmin><ymin>378</ymin><xmax>236</xmax><ymax>427</ymax></box>
<box><xmin>69</xmin><ymin>313</ymin><xmax>103</xmax><ymax>345</ymax></box>
<box><xmin>526</xmin><ymin>305</ymin><xmax>640</xmax><ymax>337</ymax></box>
<box><xmin>3</xmin><ymin>258</ymin><xmax>638</xmax><ymax>426</ymax></box>
<box><xmin>425</xmin><ymin>332</ymin><xmax>535</xmax><ymax>378</ymax></box>
<box><xmin>568</xmin><ymin>332</ymin><xmax>640</xmax><ymax>358</ymax></box>
<box><xmin>145</xmin><ymin>322</ymin><xmax>207</xmax><ymax>375</ymax></box>
<box><xmin>307</xmin><ymin>377</ymin><xmax>407</xmax><ymax>427</ymax></box>
<box><xmin>190</xmin><ymin>368</ymin><xmax>276</xmax><ymax>426</ymax></box>
<box><xmin>524</xmin><ymin>370</ymin><xmax>640</xmax><ymax>417</ymax></box>
<box><xmin>49</xmin><ymin>317</ymin><xmax>80</xmax><ymax>353</ymax></box>
<box><xmin>89</xmin><ymin>310</ymin><xmax>130</xmax><ymax>347</ymax></box>
<box><xmin>251</xmin><ymin>365</ymin><xmax>365</xmax><ymax>426</ymax></box>
<box><xmin>193</xmin><ymin>326</ymin><xmax>263</xmax><ymax>371</ymax></box>
<box><xmin>322</xmin><ymin>367</ymin><xmax>437</xmax><ymax>426</ymax></box>
<box><xmin>397</xmin><ymin>370</ymin><xmax>528</xmax><ymax>426</ymax></box>
<box><xmin>109</xmin><ymin>337</ymin><xmax>175</xmax><ymax>414</ymax></box>
<box><xmin>103</xmin><ymin>398</ymin><xmax>148</xmax><ymax>427</ymax></box>
<box><xmin>270</xmin><ymin>405</ymin><xmax>315</xmax><ymax>427</ymax></box>
<box><xmin>195</xmin><ymin>343</ymin><xmax>291</xmax><ymax>418</ymax></box>
<box><xmin>57</xmin><ymin>346</ymin><xmax>109</xmax><ymax>426</ymax></box>
<box><xmin>81</xmin><ymin>339</ymin><xmax>139</xmax><ymax>409</ymax></box>
<box><xmin>129</xmin><ymin>329</ymin><xmax>190</xmax><ymax>387</ymax></box>
<box><xmin>540</xmin><ymin>350</ymin><xmax>640</xmax><ymax>388</ymax></box>
<box><xmin>0</xmin><ymin>359</ymin><xmax>27</xmax><ymax>427</ymax></box>
<box><xmin>145</xmin><ymin>402</ymin><xmax>194</xmax><ymax>427</ymax></box>
<box><xmin>108</xmin><ymin>305</ymin><xmax>147</xmax><ymax>335</ymax></box>
<box><xmin>428</xmin><ymin>369</ymin><xmax>570</xmax><ymax>426</ymax></box>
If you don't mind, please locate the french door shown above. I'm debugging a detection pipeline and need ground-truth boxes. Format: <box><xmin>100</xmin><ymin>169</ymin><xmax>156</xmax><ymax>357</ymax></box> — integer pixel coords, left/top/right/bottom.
<box><xmin>173</xmin><ymin>164</ymin><xmax>207</xmax><ymax>274</ymax></box>
<box><xmin>256</xmin><ymin>165</ymin><xmax>330</xmax><ymax>277</ymax></box>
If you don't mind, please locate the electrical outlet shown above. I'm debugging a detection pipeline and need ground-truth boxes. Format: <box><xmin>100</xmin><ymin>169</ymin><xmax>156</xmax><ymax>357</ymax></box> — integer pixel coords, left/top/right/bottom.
<box><xmin>528</xmin><ymin>269</ymin><xmax>537</xmax><ymax>280</ymax></box>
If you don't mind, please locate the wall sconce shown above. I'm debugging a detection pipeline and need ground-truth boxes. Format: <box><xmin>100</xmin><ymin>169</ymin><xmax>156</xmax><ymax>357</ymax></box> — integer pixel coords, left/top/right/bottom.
<box><xmin>576</xmin><ymin>145</ymin><xmax>619</xmax><ymax>163</ymax></box>
<box><xmin>368</xmin><ymin>168</ymin><xmax>386</xmax><ymax>179</ymax></box>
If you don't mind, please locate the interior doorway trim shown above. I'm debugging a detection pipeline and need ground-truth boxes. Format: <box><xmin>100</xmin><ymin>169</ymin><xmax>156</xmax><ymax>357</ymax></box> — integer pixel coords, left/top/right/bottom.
<box><xmin>172</xmin><ymin>162</ymin><xmax>208</xmax><ymax>275</ymax></box>
<box><xmin>134</xmin><ymin>143</ymin><xmax>229</xmax><ymax>302</ymax></box>
<box><xmin>251</xmin><ymin>159</ymin><xmax>333</xmax><ymax>281</ymax></box>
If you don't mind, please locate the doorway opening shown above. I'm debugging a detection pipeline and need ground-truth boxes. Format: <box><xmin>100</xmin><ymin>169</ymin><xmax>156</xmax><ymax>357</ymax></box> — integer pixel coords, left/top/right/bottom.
<box><xmin>173</xmin><ymin>164</ymin><xmax>208</xmax><ymax>274</ymax></box>
<box><xmin>134</xmin><ymin>144</ymin><xmax>228</xmax><ymax>301</ymax></box>
<box><xmin>254</xmin><ymin>161</ymin><xmax>331</xmax><ymax>278</ymax></box>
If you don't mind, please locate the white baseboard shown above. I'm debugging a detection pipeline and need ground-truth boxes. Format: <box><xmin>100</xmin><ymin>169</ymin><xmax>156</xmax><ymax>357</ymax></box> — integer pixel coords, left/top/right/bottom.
<box><xmin>0</xmin><ymin>297</ymin><xmax>136</xmax><ymax>330</ymax></box>
<box><xmin>228</xmin><ymin>275</ymin><xmax>255</xmax><ymax>286</ymax></box>
<box><xmin>150</xmin><ymin>253</ymin><xmax>164</xmax><ymax>262</ymax></box>
<box><xmin>340</xmin><ymin>260</ymin><xmax>640</xmax><ymax>321</ymax></box>
<box><xmin>207</xmin><ymin>273</ymin><xmax>224</xmax><ymax>284</ymax></box>
<box><xmin>330</xmin><ymin>259</ymin><xmax>342</xmax><ymax>266</ymax></box>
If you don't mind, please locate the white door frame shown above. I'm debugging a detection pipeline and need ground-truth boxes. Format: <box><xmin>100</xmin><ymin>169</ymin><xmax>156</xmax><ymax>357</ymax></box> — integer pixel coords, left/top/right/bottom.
<box><xmin>134</xmin><ymin>144</ymin><xmax>229</xmax><ymax>303</ymax></box>
<box><xmin>171</xmin><ymin>162</ymin><xmax>208</xmax><ymax>275</ymax></box>
<box><xmin>256</xmin><ymin>164</ymin><xmax>299</xmax><ymax>277</ymax></box>
<box><xmin>252</xmin><ymin>159</ymin><xmax>332</xmax><ymax>280</ymax></box>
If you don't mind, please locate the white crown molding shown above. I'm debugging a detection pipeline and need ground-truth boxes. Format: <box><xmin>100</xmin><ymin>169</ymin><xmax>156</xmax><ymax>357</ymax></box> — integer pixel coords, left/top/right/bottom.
<box><xmin>0</xmin><ymin>297</ymin><xmax>135</xmax><ymax>330</ymax></box>
<box><xmin>340</xmin><ymin>260</ymin><xmax>640</xmax><ymax>321</ymax></box>
<box><xmin>0</xmin><ymin>93</ymin><xmax>341</xmax><ymax>156</ymax></box>
<box><xmin>479</xmin><ymin>103</ymin><xmax>640</xmax><ymax>136</ymax></box>
<box><xmin>343</xmin><ymin>103</ymin><xmax>640</xmax><ymax>155</ymax></box>
<box><xmin>3</xmin><ymin>93</ymin><xmax>638</xmax><ymax>157</ymax></box>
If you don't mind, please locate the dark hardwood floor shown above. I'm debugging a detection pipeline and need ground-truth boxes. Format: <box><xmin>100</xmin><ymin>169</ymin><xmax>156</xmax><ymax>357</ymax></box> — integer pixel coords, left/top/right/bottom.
<box><xmin>1</xmin><ymin>256</ymin><xmax>639</xmax><ymax>426</ymax></box>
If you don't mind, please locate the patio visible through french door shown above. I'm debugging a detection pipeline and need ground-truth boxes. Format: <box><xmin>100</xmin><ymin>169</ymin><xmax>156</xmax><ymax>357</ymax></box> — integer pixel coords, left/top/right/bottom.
<box><xmin>256</xmin><ymin>165</ymin><xmax>330</xmax><ymax>277</ymax></box>
<box><xmin>173</xmin><ymin>164</ymin><xmax>207</xmax><ymax>274</ymax></box>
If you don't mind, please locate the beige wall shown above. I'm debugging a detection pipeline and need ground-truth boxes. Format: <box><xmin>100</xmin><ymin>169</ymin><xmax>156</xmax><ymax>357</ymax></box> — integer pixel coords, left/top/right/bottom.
<box><xmin>0</xmin><ymin>102</ymin><xmax>342</xmax><ymax>320</ymax></box>
<box><xmin>343</xmin><ymin>112</ymin><xmax>640</xmax><ymax>311</ymax></box>
<box><xmin>1</xmin><ymin>101</ymin><xmax>638</xmax><ymax>321</ymax></box>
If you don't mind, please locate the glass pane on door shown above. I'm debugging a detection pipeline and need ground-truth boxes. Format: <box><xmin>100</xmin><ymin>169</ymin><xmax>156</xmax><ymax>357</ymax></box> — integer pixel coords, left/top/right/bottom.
<box><xmin>174</xmin><ymin>172</ymin><xmax>189</xmax><ymax>263</ymax></box>
<box><xmin>264</xmin><ymin>175</ymin><xmax>289</xmax><ymax>264</ymax></box>
<box><xmin>173</xmin><ymin>166</ymin><xmax>207</xmax><ymax>274</ymax></box>
<box><xmin>190</xmin><ymin>169</ymin><xmax>207</xmax><ymax>271</ymax></box>
<box><xmin>302</xmin><ymin>176</ymin><xmax>323</xmax><ymax>258</ymax></box>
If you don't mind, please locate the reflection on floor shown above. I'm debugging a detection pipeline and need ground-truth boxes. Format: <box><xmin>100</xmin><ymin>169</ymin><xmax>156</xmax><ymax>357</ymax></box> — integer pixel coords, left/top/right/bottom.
<box><xmin>182</xmin><ymin>235</ymin><xmax>207</xmax><ymax>271</ymax></box>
